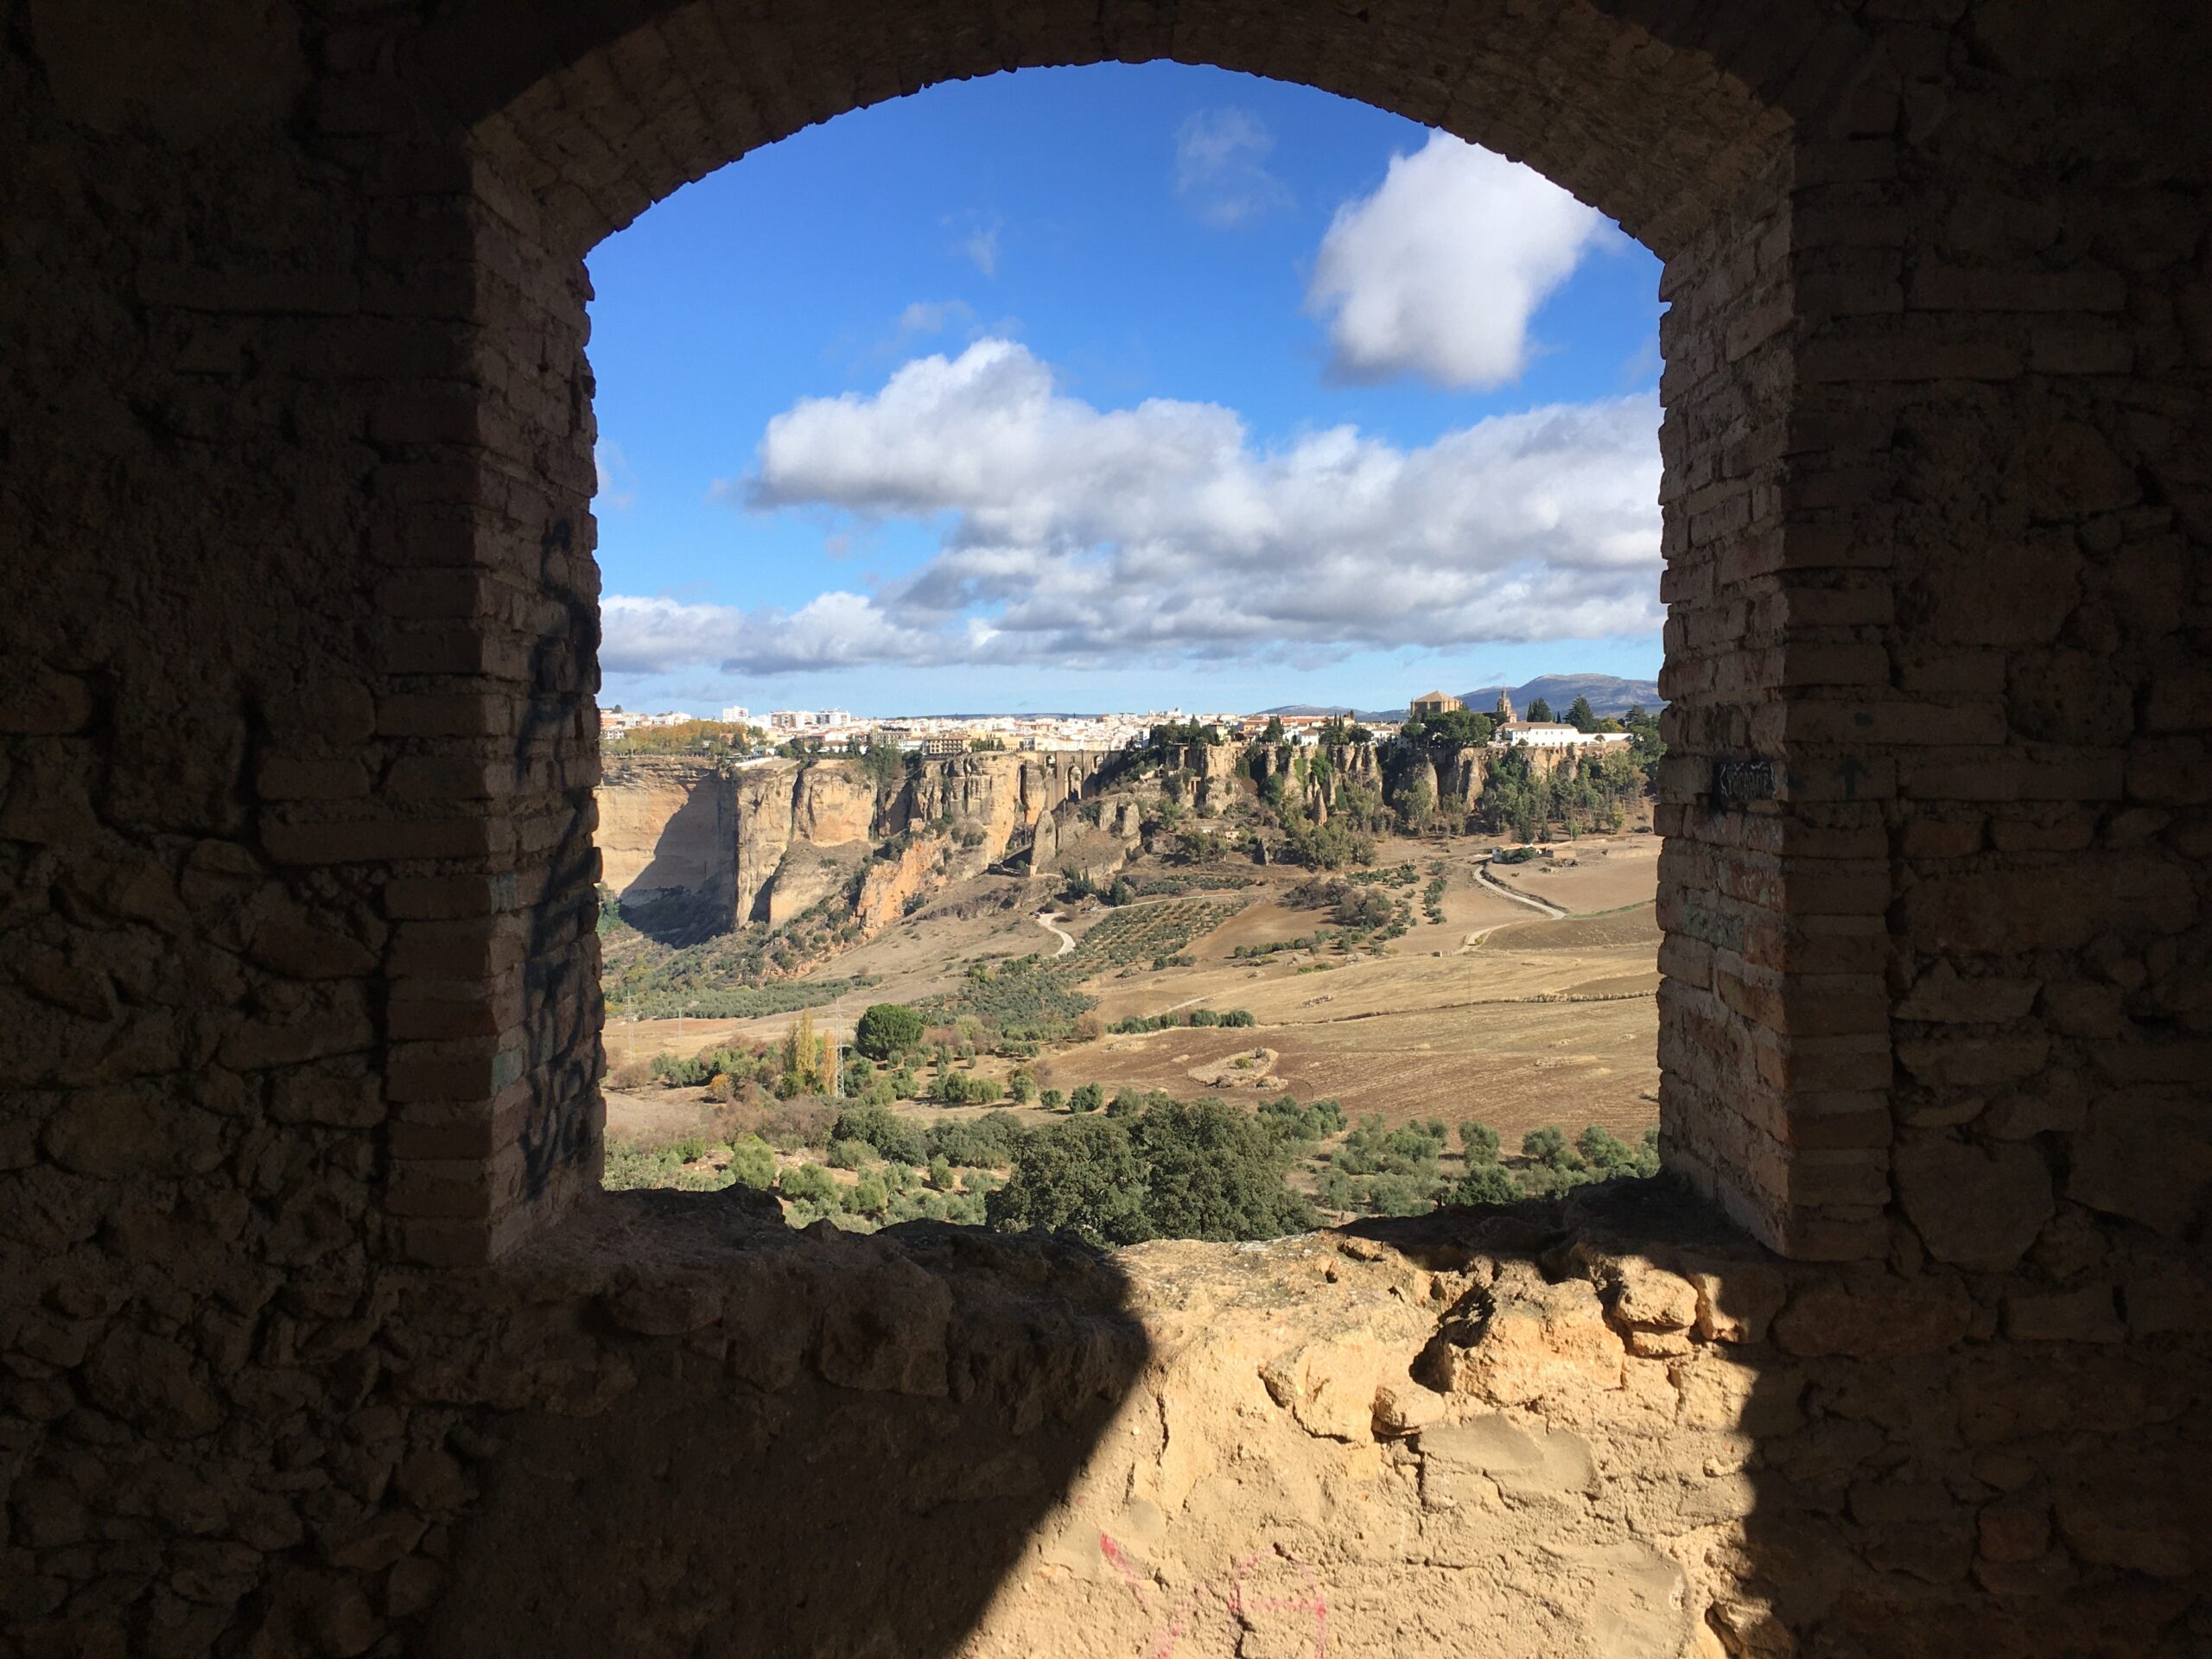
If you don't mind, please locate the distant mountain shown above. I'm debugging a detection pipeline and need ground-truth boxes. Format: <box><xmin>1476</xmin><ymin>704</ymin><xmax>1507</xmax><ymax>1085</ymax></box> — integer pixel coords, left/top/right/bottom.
<box><xmin>1460</xmin><ymin>675</ymin><xmax>1662</xmax><ymax>718</ymax></box>
<box><xmin>1259</xmin><ymin>675</ymin><xmax>1662</xmax><ymax>725</ymax></box>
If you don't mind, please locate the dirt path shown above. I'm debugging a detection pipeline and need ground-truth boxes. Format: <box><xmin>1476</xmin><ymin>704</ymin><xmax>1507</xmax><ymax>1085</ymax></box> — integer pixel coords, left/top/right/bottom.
<box><xmin>1458</xmin><ymin>915</ymin><xmax>1534</xmax><ymax>954</ymax></box>
<box><xmin>1034</xmin><ymin>912</ymin><xmax>1076</xmax><ymax>957</ymax></box>
<box><xmin>1475</xmin><ymin>863</ymin><xmax>1569</xmax><ymax>919</ymax></box>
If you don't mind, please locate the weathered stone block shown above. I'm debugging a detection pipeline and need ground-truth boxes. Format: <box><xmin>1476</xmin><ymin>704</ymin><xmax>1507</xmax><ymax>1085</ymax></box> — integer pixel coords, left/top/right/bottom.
<box><xmin>1893</xmin><ymin>1135</ymin><xmax>2055</xmax><ymax>1270</ymax></box>
<box><xmin>1771</xmin><ymin>1270</ymin><xmax>1973</xmax><ymax>1359</ymax></box>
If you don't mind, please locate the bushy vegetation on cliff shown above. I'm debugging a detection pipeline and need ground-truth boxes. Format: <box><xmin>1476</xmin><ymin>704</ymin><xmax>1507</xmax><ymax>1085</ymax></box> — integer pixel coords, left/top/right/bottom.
<box><xmin>1477</xmin><ymin>745</ymin><xmax>1647</xmax><ymax>842</ymax></box>
<box><xmin>602</xmin><ymin>717</ymin><xmax>764</xmax><ymax>756</ymax></box>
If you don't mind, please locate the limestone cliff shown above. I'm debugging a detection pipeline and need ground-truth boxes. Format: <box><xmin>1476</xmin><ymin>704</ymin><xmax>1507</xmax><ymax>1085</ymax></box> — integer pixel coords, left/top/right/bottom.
<box><xmin>596</xmin><ymin>750</ymin><xmax>1125</xmax><ymax>940</ymax></box>
<box><xmin>1161</xmin><ymin>738</ymin><xmax>1503</xmax><ymax>831</ymax></box>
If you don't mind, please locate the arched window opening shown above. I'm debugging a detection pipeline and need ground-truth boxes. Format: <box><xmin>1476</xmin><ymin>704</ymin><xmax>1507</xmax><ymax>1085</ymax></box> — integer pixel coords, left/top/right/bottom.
<box><xmin>580</xmin><ymin>65</ymin><xmax>1674</xmax><ymax>1241</ymax></box>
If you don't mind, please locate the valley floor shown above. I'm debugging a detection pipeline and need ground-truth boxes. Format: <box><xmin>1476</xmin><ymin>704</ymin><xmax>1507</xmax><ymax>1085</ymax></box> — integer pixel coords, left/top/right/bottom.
<box><xmin>603</xmin><ymin>831</ymin><xmax>1662</xmax><ymax>1221</ymax></box>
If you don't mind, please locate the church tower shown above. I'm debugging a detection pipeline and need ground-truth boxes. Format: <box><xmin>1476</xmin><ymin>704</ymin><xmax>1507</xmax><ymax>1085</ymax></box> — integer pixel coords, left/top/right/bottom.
<box><xmin>1495</xmin><ymin>689</ymin><xmax>1516</xmax><ymax>724</ymax></box>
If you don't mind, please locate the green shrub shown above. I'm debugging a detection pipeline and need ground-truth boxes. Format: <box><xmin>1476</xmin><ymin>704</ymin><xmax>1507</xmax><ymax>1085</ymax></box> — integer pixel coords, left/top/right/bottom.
<box><xmin>1107</xmin><ymin>1087</ymin><xmax>1172</xmax><ymax>1119</ymax></box>
<box><xmin>986</xmin><ymin>1117</ymin><xmax>1150</xmax><ymax>1245</ymax></box>
<box><xmin>726</xmin><ymin>1135</ymin><xmax>777</xmax><ymax>1190</ymax></box>
<box><xmin>1256</xmin><ymin>1092</ymin><xmax>1346</xmax><ymax>1148</ymax></box>
<box><xmin>1128</xmin><ymin>1099</ymin><xmax>1316</xmax><ymax>1241</ymax></box>
<box><xmin>601</xmin><ymin>1138</ymin><xmax>736</xmax><ymax>1193</ymax></box>
<box><xmin>1068</xmin><ymin>1083</ymin><xmax>1104</xmax><ymax>1114</ymax></box>
<box><xmin>855</xmin><ymin>1002</ymin><xmax>925</xmax><ymax>1059</ymax></box>
<box><xmin>927</xmin><ymin>1154</ymin><xmax>954</xmax><ymax>1190</ymax></box>
<box><xmin>985</xmin><ymin>1097</ymin><xmax>1314</xmax><ymax>1246</ymax></box>
<box><xmin>1447</xmin><ymin>1162</ymin><xmax>1520</xmax><ymax>1206</ymax></box>
<box><xmin>1459</xmin><ymin>1121</ymin><xmax>1502</xmax><ymax>1164</ymax></box>
<box><xmin>779</xmin><ymin>1163</ymin><xmax>836</xmax><ymax>1204</ymax></box>
<box><xmin>830</xmin><ymin>1103</ymin><xmax>927</xmax><ymax>1166</ymax></box>
<box><xmin>1577</xmin><ymin>1124</ymin><xmax>1661</xmax><ymax>1179</ymax></box>
<box><xmin>925</xmin><ymin>1113</ymin><xmax>1027</xmax><ymax>1169</ymax></box>
<box><xmin>828</xmin><ymin>1137</ymin><xmax>872</xmax><ymax>1170</ymax></box>
<box><xmin>1521</xmin><ymin>1125</ymin><xmax>1580</xmax><ymax>1171</ymax></box>
<box><xmin>1039</xmin><ymin>1088</ymin><xmax>1065</xmax><ymax>1113</ymax></box>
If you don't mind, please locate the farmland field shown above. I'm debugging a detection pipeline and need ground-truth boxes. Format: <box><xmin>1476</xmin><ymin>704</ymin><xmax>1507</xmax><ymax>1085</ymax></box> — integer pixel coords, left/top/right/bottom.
<box><xmin>607</xmin><ymin>830</ymin><xmax>1662</xmax><ymax>1158</ymax></box>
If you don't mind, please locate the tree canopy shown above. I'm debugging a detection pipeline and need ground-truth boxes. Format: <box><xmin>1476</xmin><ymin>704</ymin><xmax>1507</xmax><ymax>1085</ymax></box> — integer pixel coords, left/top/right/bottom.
<box><xmin>858</xmin><ymin>739</ymin><xmax>906</xmax><ymax>794</ymax></box>
<box><xmin>987</xmin><ymin>1097</ymin><xmax>1317</xmax><ymax>1246</ymax></box>
<box><xmin>854</xmin><ymin>1001</ymin><xmax>925</xmax><ymax>1060</ymax></box>
<box><xmin>1401</xmin><ymin>708</ymin><xmax>1494</xmax><ymax>748</ymax></box>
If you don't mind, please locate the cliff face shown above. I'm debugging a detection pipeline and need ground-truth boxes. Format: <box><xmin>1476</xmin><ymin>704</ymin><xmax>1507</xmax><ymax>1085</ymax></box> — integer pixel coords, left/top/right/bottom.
<box><xmin>595</xmin><ymin>751</ymin><xmax>1121</xmax><ymax>941</ymax></box>
<box><xmin>728</xmin><ymin>761</ymin><xmax>878</xmax><ymax>925</ymax></box>
<box><xmin>595</xmin><ymin>757</ymin><xmax>739</xmax><ymax>938</ymax></box>
<box><xmin>899</xmin><ymin>750</ymin><xmax>1102</xmax><ymax>860</ymax></box>
<box><xmin>1165</xmin><ymin>738</ymin><xmax>1510</xmax><ymax>830</ymax></box>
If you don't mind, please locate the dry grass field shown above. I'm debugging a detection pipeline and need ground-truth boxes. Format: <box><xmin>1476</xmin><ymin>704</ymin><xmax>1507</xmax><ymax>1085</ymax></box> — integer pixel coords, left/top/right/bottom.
<box><xmin>605</xmin><ymin>830</ymin><xmax>1662</xmax><ymax>1152</ymax></box>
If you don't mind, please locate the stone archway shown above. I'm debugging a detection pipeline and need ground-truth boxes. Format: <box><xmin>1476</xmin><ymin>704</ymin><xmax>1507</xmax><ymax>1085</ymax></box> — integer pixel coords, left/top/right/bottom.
<box><xmin>7</xmin><ymin>2</ymin><xmax>2211</xmax><ymax>1652</ymax></box>
<box><xmin>359</xmin><ymin>0</ymin><xmax>1885</xmax><ymax>1268</ymax></box>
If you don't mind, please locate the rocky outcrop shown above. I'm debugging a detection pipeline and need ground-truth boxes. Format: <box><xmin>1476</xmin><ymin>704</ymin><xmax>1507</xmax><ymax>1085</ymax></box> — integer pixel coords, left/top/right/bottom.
<box><xmin>401</xmin><ymin>1178</ymin><xmax>2212</xmax><ymax>1657</ymax></box>
<box><xmin>729</xmin><ymin>761</ymin><xmax>877</xmax><ymax>924</ymax></box>
<box><xmin>853</xmin><ymin>830</ymin><xmax>950</xmax><ymax>935</ymax></box>
<box><xmin>595</xmin><ymin>751</ymin><xmax>1122</xmax><ymax>937</ymax></box>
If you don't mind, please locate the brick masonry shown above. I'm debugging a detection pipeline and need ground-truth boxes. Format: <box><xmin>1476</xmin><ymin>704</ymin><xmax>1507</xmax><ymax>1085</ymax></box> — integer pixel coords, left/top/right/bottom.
<box><xmin>1</xmin><ymin>0</ymin><xmax>2207</xmax><ymax>1652</ymax></box>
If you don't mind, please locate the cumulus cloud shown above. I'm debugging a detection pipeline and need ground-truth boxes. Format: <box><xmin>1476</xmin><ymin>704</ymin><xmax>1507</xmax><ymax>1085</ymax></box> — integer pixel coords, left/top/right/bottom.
<box><xmin>601</xmin><ymin>591</ymin><xmax>994</xmax><ymax>678</ymax></box>
<box><xmin>1307</xmin><ymin>135</ymin><xmax>1609</xmax><ymax>390</ymax></box>
<box><xmin>628</xmin><ymin>338</ymin><xmax>1658</xmax><ymax>676</ymax></box>
<box><xmin>600</xmin><ymin>594</ymin><xmax>741</xmax><ymax>675</ymax></box>
<box><xmin>1175</xmin><ymin>108</ymin><xmax>1294</xmax><ymax>227</ymax></box>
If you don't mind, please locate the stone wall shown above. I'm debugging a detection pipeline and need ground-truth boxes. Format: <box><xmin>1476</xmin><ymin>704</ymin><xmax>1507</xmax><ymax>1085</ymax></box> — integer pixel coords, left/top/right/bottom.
<box><xmin>2</xmin><ymin>0</ymin><xmax>2208</xmax><ymax>1654</ymax></box>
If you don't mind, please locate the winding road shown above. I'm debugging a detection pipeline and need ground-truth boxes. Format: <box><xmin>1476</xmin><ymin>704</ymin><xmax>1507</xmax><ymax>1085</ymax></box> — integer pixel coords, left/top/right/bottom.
<box><xmin>1458</xmin><ymin>860</ymin><xmax>1569</xmax><ymax>953</ymax></box>
<box><xmin>1474</xmin><ymin>862</ymin><xmax>1569</xmax><ymax>918</ymax></box>
<box><xmin>1034</xmin><ymin>912</ymin><xmax>1076</xmax><ymax>957</ymax></box>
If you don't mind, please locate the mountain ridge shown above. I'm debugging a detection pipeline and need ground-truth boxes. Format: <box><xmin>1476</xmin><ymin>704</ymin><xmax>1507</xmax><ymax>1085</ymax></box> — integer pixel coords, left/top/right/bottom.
<box><xmin>1262</xmin><ymin>673</ymin><xmax>1662</xmax><ymax>723</ymax></box>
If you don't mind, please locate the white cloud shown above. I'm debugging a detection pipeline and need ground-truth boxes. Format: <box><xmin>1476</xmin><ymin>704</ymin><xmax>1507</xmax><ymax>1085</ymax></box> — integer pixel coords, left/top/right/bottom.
<box><xmin>601</xmin><ymin>594</ymin><xmax>739</xmax><ymax>675</ymax></box>
<box><xmin>950</xmin><ymin>217</ymin><xmax>1001</xmax><ymax>276</ymax></box>
<box><xmin>1307</xmin><ymin>135</ymin><xmax>1609</xmax><ymax>390</ymax></box>
<box><xmin>594</xmin><ymin>441</ymin><xmax>638</xmax><ymax>510</ymax></box>
<box><xmin>894</xmin><ymin>299</ymin><xmax>976</xmax><ymax>342</ymax></box>
<box><xmin>601</xmin><ymin>591</ymin><xmax>991</xmax><ymax>678</ymax></box>
<box><xmin>645</xmin><ymin>338</ymin><xmax>1659</xmax><ymax>676</ymax></box>
<box><xmin>1175</xmin><ymin>108</ymin><xmax>1294</xmax><ymax>227</ymax></box>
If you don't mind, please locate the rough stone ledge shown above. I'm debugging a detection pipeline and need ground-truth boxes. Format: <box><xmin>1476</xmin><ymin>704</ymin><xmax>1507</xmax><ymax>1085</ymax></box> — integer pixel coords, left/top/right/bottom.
<box><xmin>365</xmin><ymin>1178</ymin><xmax>2212</xmax><ymax>1656</ymax></box>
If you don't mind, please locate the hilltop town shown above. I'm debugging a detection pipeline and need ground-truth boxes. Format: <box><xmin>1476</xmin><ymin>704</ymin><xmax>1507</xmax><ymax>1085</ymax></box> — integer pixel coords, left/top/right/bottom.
<box><xmin>602</xmin><ymin>677</ymin><xmax>1656</xmax><ymax>759</ymax></box>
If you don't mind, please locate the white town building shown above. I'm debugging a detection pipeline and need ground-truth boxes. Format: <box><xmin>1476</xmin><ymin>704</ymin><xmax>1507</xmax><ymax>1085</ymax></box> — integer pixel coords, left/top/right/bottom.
<box><xmin>1491</xmin><ymin>721</ymin><xmax>1632</xmax><ymax>750</ymax></box>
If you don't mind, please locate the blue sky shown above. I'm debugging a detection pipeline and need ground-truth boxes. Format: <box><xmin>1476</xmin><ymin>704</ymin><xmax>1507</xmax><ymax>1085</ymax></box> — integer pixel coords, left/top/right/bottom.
<box><xmin>589</xmin><ymin>62</ymin><xmax>1665</xmax><ymax>717</ymax></box>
